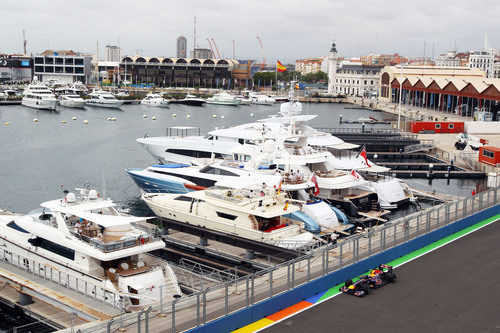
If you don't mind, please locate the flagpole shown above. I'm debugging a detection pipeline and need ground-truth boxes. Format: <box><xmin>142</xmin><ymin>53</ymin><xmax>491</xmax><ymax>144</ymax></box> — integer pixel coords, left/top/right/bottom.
<box><xmin>275</xmin><ymin>61</ymin><xmax>278</xmax><ymax>93</ymax></box>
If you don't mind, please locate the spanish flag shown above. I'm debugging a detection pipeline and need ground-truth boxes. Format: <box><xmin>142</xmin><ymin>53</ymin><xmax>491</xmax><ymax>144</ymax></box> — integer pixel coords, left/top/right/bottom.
<box><xmin>277</xmin><ymin>60</ymin><xmax>287</xmax><ymax>72</ymax></box>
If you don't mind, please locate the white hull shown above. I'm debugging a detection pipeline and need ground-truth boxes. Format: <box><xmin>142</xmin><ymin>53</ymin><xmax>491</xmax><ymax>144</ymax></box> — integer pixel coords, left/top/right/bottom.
<box><xmin>21</xmin><ymin>98</ymin><xmax>57</xmax><ymax>110</ymax></box>
<box><xmin>206</xmin><ymin>100</ymin><xmax>240</xmax><ymax>106</ymax></box>
<box><xmin>143</xmin><ymin>194</ymin><xmax>312</xmax><ymax>247</ymax></box>
<box><xmin>86</xmin><ymin>100</ymin><xmax>124</xmax><ymax>108</ymax></box>
<box><xmin>141</xmin><ymin>100</ymin><xmax>169</xmax><ymax>107</ymax></box>
<box><xmin>59</xmin><ymin>100</ymin><xmax>85</xmax><ymax>108</ymax></box>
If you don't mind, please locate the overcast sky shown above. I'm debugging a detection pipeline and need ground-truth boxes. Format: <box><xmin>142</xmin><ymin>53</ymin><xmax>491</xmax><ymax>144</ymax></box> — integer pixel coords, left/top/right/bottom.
<box><xmin>2</xmin><ymin>0</ymin><xmax>498</xmax><ymax>63</ymax></box>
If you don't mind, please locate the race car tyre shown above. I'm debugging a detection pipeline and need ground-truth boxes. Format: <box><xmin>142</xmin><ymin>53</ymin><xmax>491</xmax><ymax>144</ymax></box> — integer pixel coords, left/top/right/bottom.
<box><xmin>388</xmin><ymin>275</ymin><xmax>397</xmax><ymax>283</ymax></box>
<box><xmin>345</xmin><ymin>279</ymin><xmax>353</xmax><ymax>287</ymax></box>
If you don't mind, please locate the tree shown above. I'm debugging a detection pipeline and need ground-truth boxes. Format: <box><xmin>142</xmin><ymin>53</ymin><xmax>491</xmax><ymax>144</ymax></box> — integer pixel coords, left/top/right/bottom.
<box><xmin>302</xmin><ymin>71</ymin><xmax>328</xmax><ymax>84</ymax></box>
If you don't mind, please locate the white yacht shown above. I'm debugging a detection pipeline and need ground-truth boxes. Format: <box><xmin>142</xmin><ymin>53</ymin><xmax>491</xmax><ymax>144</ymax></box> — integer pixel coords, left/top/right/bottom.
<box><xmin>22</xmin><ymin>82</ymin><xmax>58</xmax><ymax>110</ymax></box>
<box><xmin>249</xmin><ymin>92</ymin><xmax>275</xmax><ymax>105</ymax></box>
<box><xmin>142</xmin><ymin>185</ymin><xmax>315</xmax><ymax>248</ymax></box>
<box><xmin>136</xmin><ymin>83</ymin><xmax>413</xmax><ymax>211</ymax></box>
<box><xmin>141</xmin><ymin>93</ymin><xmax>169</xmax><ymax>107</ymax></box>
<box><xmin>234</xmin><ymin>95</ymin><xmax>252</xmax><ymax>105</ymax></box>
<box><xmin>86</xmin><ymin>90</ymin><xmax>124</xmax><ymax>108</ymax></box>
<box><xmin>59</xmin><ymin>93</ymin><xmax>86</xmax><ymax>108</ymax></box>
<box><xmin>0</xmin><ymin>187</ymin><xmax>181</xmax><ymax>309</ymax></box>
<box><xmin>206</xmin><ymin>92</ymin><xmax>241</xmax><ymax>106</ymax></box>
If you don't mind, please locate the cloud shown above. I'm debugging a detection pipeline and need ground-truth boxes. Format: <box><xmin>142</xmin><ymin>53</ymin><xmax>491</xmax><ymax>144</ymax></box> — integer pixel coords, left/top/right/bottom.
<box><xmin>1</xmin><ymin>0</ymin><xmax>498</xmax><ymax>62</ymax></box>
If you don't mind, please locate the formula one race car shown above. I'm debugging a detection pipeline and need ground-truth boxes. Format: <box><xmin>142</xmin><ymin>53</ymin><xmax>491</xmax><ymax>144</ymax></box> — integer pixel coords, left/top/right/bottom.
<box><xmin>339</xmin><ymin>278</ymin><xmax>372</xmax><ymax>297</ymax></box>
<box><xmin>339</xmin><ymin>265</ymin><xmax>396</xmax><ymax>297</ymax></box>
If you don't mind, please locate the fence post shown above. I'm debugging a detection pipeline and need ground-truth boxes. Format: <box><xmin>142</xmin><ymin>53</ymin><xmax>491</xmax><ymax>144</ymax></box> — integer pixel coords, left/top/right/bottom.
<box><xmin>495</xmin><ymin>187</ymin><xmax>498</xmax><ymax>204</ymax></box>
<box><xmin>291</xmin><ymin>261</ymin><xmax>296</xmax><ymax>288</ymax></box>
<box><xmin>137</xmin><ymin>309</ymin><xmax>145</xmax><ymax>333</ymax></box>
<box><xmin>368</xmin><ymin>231</ymin><xmax>372</xmax><ymax>256</ymax></box>
<box><xmin>225</xmin><ymin>283</ymin><xmax>229</xmax><ymax>315</ymax></box>
<box><xmin>326</xmin><ymin>246</ymin><xmax>330</xmax><ymax>272</ymax></box>
<box><xmin>339</xmin><ymin>243</ymin><xmax>343</xmax><ymax>267</ymax></box>
<box><xmin>106</xmin><ymin>319</ymin><xmax>114</xmax><ymax>333</ymax></box>
<box><xmin>172</xmin><ymin>299</ymin><xmax>178</xmax><ymax>333</ymax></box>
<box><xmin>426</xmin><ymin>211</ymin><xmax>431</xmax><ymax>232</ymax></box>
<box><xmin>245</xmin><ymin>276</ymin><xmax>250</xmax><ymax>307</ymax></box>
<box><xmin>196</xmin><ymin>292</ymin><xmax>201</xmax><ymax>327</ymax></box>
<box><xmin>145</xmin><ymin>306</ymin><xmax>152</xmax><ymax>333</ymax></box>
<box><xmin>251</xmin><ymin>275</ymin><xmax>255</xmax><ymax>305</ymax></box>
<box><xmin>479</xmin><ymin>192</ymin><xmax>483</xmax><ymax>210</ymax></box>
<box><xmin>269</xmin><ymin>270</ymin><xmax>273</xmax><ymax>298</ymax></box>
<box><xmin>455</xmin><ymin>201</ymin><xmax>459</xmax><ymax>221</ymax></box>
<box><xmin>202</xmin><ymin>289</ymin><xmax>207</xmax><ymax>324</ymax></box>
<box><xmin>307</xmin><ymin>256</ymin><xmax>311</xmax><ymax>282</ymax></box>
<box><xmin>321</xmin><ymin>250</ymin><xmax>325</xmax><ymax>275</ymax></box>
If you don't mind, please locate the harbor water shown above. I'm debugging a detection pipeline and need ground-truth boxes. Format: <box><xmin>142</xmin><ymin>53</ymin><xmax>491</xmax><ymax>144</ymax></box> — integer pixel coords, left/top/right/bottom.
<box><xmin>0</xmin><ymin>102</ymin><xmax>481</xmax><ymax>215</ymax></box>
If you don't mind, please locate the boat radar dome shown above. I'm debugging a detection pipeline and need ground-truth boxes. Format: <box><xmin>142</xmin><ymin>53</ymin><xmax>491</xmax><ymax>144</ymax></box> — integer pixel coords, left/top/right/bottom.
<box><xmin>88</xmin><ymin>189</ymin><xmax>98</xmax><ymax>200</ymax></box>
<box><xmin>263</xmin><ymin>140</ymin><xmax>276</xmax><ymax>153</ymax></box>
<box><xmin>66</xmin><ymin>192</ymin><xmax>76</xmax><ymax>203</ymax></box>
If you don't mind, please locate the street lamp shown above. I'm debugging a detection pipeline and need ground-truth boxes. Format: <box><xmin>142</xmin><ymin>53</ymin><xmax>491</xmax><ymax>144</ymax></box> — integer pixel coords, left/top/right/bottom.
<box><xmin>398</xmin><ymin>64</ymin><xmax>403</xmax><ymax>130</ymax></box>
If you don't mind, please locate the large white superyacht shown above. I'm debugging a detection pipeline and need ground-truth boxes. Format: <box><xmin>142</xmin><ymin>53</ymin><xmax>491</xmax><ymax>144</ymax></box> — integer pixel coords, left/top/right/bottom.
<box><xmin>0</xmin><ymin>186</ymin><xmax>181</xmax><ymax>309</ymax></box>
<box><xmin>142</xmin><ymin>184</ymin><xmax>316</xmax><ymax>248</ymax></box>
<box><xmin>86</xmin><ymin>90</ymin><xmax>124</xmax><ymax>108</ymax></box>
<box><xmin>21</xmin><ymin>82</ymin><xmax>58</xmax><ymax>110</ymax></box>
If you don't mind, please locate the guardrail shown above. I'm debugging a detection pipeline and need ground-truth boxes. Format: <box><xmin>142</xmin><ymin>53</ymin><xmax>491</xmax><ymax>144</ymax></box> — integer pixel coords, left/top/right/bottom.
<box><xmin>77</xmin><ymin>186</ymin><xmax>499</xmax><ymax>333</ymax></box>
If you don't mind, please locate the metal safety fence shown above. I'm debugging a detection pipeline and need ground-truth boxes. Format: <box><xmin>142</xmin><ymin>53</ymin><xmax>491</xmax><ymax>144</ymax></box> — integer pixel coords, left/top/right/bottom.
<box><xmin>77</xmin><ymin>186</ymin><xmax>499</xmax><ymax>333</ymax></box>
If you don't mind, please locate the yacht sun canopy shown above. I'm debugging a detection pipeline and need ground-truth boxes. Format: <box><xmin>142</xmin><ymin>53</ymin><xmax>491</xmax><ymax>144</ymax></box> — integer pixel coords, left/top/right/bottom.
<box><xmin>69</xmin><ymin>211</ymin><xmax>151</xmax><ymax>227</ymax></box>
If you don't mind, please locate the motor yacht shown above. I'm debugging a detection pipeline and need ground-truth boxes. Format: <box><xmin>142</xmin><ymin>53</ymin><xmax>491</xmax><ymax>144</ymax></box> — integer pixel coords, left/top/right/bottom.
<box><xmin>137</xmin><ymin>82</ymin><xmax>414</xmax><ymax>211</ymax></box>
<box><xmin>206</xmin><ymin>92</ymin><xmax>241</xmax><ymax>106</ymax></box>
<box><xmin>21</xmin><ymin>82</ymin><xmax>58</xmax><ymax>110</ymax></box>
<box><xmin>86</xmin><ymin>90</ymin><xmax>124</xmax><ymax>108</ymax></box>
<box><xmin>234</xmin><ymin>95</ymin><xmax>252</xmax><ymax>105</ymax></box>
<box><xmin>142</xmin><ymin>185</ymin><xmax>316</xmax><ymax>248</ymax></box>
<box><xmin>141</xmin><ymin>93</ymin><xmax>169</xmax><ymax>107</ymax></box>
<box><xmin>0</xmin><ymin>186</ymin><xmax>181</xmax><ymax>309</ymax></box>
<box><xmin>169</xmin><ymin>94</ymin><xmax>206</xmax><ymax>106</ymax></box>
<box><xmin>249</xmin><ymin>92</ymin><xmax>275</xmax><ymax>105</ymax></box>
<box><xmin>59</xmin><ymin>93</ymin><xmax>86</xmax><ymax>108</ymax></box>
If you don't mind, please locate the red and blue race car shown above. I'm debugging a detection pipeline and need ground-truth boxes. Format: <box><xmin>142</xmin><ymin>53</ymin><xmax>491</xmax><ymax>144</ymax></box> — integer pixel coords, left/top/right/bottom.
<box><xmin>339</xmin><ymin>265</ymin><xmax>396</xmax><ymax>297</ymax></box>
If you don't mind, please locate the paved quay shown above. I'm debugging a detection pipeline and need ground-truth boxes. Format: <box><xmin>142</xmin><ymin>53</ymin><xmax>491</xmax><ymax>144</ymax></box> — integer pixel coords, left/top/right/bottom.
<box><xmin>264</xmin><ymin>217</ymin><xmax>500</xmax><ymax>333</ymax></box>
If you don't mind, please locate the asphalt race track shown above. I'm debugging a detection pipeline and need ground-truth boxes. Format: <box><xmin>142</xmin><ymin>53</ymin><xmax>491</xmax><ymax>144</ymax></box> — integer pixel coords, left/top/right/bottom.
<box><xmin>265</xmin><ymin>220</ymin><xmax>500</xmax><ymax>333</ymax></box>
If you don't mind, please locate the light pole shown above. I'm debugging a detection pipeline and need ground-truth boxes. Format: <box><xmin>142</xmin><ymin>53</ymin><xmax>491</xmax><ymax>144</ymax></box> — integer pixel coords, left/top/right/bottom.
<box><xmin>398</xmin><ymin>64</ymin><xmax>403</xmax><ymax>130</ymax></box>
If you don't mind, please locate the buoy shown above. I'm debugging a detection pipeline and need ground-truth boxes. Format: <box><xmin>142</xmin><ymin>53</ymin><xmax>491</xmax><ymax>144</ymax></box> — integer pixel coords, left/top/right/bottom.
<box><xmin>4</xmin><ymin>122</ymin><xmax>10</xmax><ymax>125</ymax></box>
<box><xmin>111</xmin><ymin>117</ymin><xmax>116</xmax><ymax>121</ymax></box>
<box><xmin>212</xmin><ymin>114</ymin><xmax>217</xmax><ymax>118</ymax></box>
<box><xmin>152</xmin><ymin>117</ymin><xmax>157</xmax><ymax>120</ymax></box>
<box><xmin>143</xmin><ymin>115</ymin><xmax>147</xmax><ymax>118</ymax></box>
<box><xmin>83</xmin><ymin>120</ymin><xmax>89</xmax><ymax>124</ymax></box>
<box><xmin>72</xmin><ymin>117</ymin><xmax>77</xmax><ymax>120</ymax></box>
<box><xmin>187</xmin><ymin>114</ymin><xmax>191</xmax><ymax>118</ymax></box>
<box><xmin>250</xmin><ymin>113</ymin><xmax>255</xmax><ymax>117</ymax></box>
<box><xmin>62</xmin><ymin>120</ymin><xmax>66</xmax><ymax>124</ymax></box>
<box><xmin>172</xmin><ymin>113</ymin><xmax>177</xmax><ymax>117</ymax></box>
<box><xmin>33</xmin><ymin>118</ymin><xmax>38</xmax><ymax>122</ymax></box>
<box><xmin>221</xmin><ymin>115</ymin><xmax>225</xmax><ymax>119</ymax></box>
<box><xmin>107</xmin><ymin>117</ymin><xmax>112</xmax><ymax>121</ymax></box>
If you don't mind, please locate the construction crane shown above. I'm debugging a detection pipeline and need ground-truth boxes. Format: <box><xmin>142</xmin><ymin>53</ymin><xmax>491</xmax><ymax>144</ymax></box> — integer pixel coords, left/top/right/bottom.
<box><xmin>256</xmin><ymin>36</ymin><xmax>265</xmax><ymax>71</ymax></box>
<box><xmin>211</xmin><ymin>38</ymin><xmax>221</xmax><ymax>59</ymax></box>
<box><xmin>22</xmin><ymin>29</ymin><xmax>27</xmax><ymax>55</ymax></box>
<box><xmin>206</xmin><ymin>38</ymin><xmax>216</xmax><ymax>59</ymax></box>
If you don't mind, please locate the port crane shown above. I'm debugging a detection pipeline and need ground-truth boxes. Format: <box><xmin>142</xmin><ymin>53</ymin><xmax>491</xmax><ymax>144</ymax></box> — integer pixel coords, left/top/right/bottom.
<box><xmin>206</xmin><ymin>38</ymin><xmax>216</xmax><ymax>59</ymax></box>
<box><xmin>256</xmin><ymin>36</ymin><xmax>265</xmax><ymax>71</ymax></box>
<box><xmin>211</xmin><ymin>38</ymin><xmax>221</xmax><ymax>59</ymax></box>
